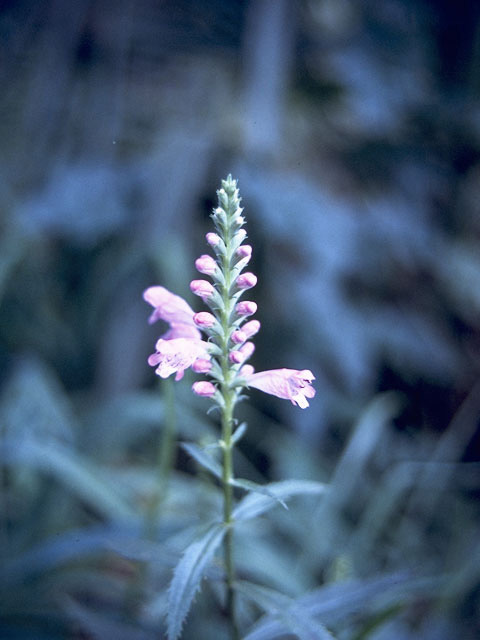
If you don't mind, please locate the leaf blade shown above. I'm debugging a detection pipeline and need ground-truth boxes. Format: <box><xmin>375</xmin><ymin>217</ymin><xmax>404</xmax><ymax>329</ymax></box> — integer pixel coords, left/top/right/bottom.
<box><xmin>167</xmin><ymin>522</ymin><xmax>226</xmax><ymax>640</ymax></box>
<box><xmin>233</xmin><ymin>480</ymin><xmax>327</xmax><ymax>521</ymax></box>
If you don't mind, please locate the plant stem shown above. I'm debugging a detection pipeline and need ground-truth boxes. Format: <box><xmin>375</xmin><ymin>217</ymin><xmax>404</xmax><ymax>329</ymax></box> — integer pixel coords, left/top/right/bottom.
<box><xmin>221</xmin><ymin>389</ymin><xmax>240</xmax><ymax>640</ymax></box>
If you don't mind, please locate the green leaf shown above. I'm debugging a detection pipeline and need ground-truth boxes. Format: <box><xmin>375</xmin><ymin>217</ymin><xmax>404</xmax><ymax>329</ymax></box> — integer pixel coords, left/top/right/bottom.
<box><xmin>231</xmin><ymin>478</ymin><xmax>288</xmax><ymax>509</ymax></box>
<box><xmin>233</xmin><ymin>480</ymin><xmax>327</xmax><ymax>521</ymax></box>
<box><xmin>181</xmin><ymin>442</ymin><xmax>222</xmax><ymax>480</ymax></box>
<box><xmin>237</xmin><ymin>580</ymin><xmax>336</xmax><ymax>640</ymax></box>
<box><xmin>167</xmin><ymin>522</ymin><xmax>226</xmax><ymax>640</ymax></box>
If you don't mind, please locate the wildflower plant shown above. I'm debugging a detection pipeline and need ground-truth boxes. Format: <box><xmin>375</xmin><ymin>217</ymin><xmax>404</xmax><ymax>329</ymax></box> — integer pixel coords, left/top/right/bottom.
<box><xmin>143</xmin><ymin>176</ymin><xmax>321</xmax><ymax>639</ymax></box>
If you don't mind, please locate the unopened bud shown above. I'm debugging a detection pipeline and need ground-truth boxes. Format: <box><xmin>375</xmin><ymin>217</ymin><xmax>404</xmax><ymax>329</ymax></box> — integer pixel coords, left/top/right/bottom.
<box><xmin>193</xmin><ymin>311</ymin><xmax>217</xmax><ymax>328</ymax></box>
<box><xmin>236</xmin><ymin>301</ymin><xmax>257</xmax><ymax>316</ymax></box>
<box><xmin>242</xmin><ymin>320</ymin><xmax>261</xmax><ymax>338</ymax></box>
<box><xmin>206</xmin><ymin>232</ymin><xmax>221</xmax><ymax>247</ymax></box>
<box><xmin>236</xmin><ymin>245</ymin><xmax>252</xmax><ymax>261</ymax></box>
<box><xmin>190</xmin><ymin>279</ymin><xmax>215</xmax><ymax>299</ymax></box>
<box><xmin>192</xmin><ymin>380</ymin><xmax>216</xmax><ymax>397</ymax></box>
<box><xmin>195</xmin><ymin>254</ymin><xmax>217</xmax><ymax>276</ymax></box>
<box><xmin>236</xmin><ymin>272</ymin><xmax>257</xmax><ymax>289</ymax></box>
<box><xmin>231</xmin><ymin>329</ymin><xmax>246</xmax><ymax>344</ymax></box>
<box><xmin>240</xmin><ymin>364</ymin><xmax>255</xmax><ymax>377</ymax></box>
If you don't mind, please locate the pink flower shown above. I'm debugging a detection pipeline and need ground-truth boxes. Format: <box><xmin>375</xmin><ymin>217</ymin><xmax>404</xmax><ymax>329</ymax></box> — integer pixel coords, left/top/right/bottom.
<box><xmin>240</xmin><ymin>364</ymin><xmax>255</xmax><ymax>377</ymax></box>
<box><xmin>190</xmin><ymin>279</ymin><xmax>215</xmax><ymax>300</ymax></box>
<box><xmin>192</xmin><ymin>380</ymin><xmax>217</xmax><ymax>397</ymax></box>
<box><xmin>143</xmin><ymin>286</ymin><xmax>201</xmax><ymax>340</ymax></box>
<box><xmin>236</xmin><ymin>301</ymin><xmax>257</xmax><ymax>316</ymax></box>
<box><xmin>231</xmin><ymin>329</ymin><xmax>247</xmax><ymax>344</ymax></box>
<box><xmin>206</xmin><ymin>232</ymin><xmax>221</xmax><ymax>247</ymax></box>
<box><xmin>195</xmin><ymin>254</ymin><xmax>217</xmax><ymax>276</ymax></box>
<box><xmin>192</xmin><ymin>358</ymin><xmax>212</xmax><ymax>373</ymax></box>
<box><xmin>148</xmin><ymin>338</ymin><xmax>209</xmax><ymax>381</ymax></box>
<box><xmin>194</xmin><ymin>311</ymin><xmax>217</xmax><ymax>328</ymax></box>
<box><xmin>242</xmin><ymin>320</ymin><xmax>261</xmax><ymax>338</ymax></box>
<box><xmin>236</xmin><ymin>245</ymin><xmax>252</xmax><ymax>261</ymax></box>
<box><xmin>245</xmin><ymin>369</ymin><xmax>316</xmax><ymax>409</ymax></box>
<box><xmin>230</xmin><ymin>341</ymin><xmax>255</xmax><ymax>364</ymax></box>
<box><xmin>236</xmin><ymin>272</ymin><xmax>257</xmax><ymax>289</ymax></box>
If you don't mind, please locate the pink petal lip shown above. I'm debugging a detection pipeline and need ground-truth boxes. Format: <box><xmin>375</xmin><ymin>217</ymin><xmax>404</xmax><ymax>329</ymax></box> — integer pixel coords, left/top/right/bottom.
<box><xmin>245</xmin><ymin>368</ymin><xmax>316</xmax><ymax>409</ymax></box>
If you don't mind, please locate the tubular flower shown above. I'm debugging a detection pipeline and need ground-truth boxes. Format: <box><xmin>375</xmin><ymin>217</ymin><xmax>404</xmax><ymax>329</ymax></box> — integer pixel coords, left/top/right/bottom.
<box><xmin>244</xmin><ymin>369</ymin><xmax>316</xmax><ymax>409</ymax></box>
<box><xmin>148</xmin><ymin>338</ymin><xmax>209</xmax><ymax>381</ymax></box>
<box><xmin>143</xmin><ymin>175</ymin><xmax>315</xmax><ymax>409</ymax></box>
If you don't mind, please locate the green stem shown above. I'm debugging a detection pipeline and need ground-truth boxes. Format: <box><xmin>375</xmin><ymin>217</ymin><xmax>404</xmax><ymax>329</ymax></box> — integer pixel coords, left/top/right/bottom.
<box><xmin>221</xmin><ymin>389</ymin><xmax>239</xmax><ymax>640</ymax></box>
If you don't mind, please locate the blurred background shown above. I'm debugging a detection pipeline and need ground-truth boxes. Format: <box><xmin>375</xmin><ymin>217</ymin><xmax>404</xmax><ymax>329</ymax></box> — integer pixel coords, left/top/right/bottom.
<box><xmin>1</xmin><ymin>0</ymin><xmax>480</xmax><ymax>638</ymax></box>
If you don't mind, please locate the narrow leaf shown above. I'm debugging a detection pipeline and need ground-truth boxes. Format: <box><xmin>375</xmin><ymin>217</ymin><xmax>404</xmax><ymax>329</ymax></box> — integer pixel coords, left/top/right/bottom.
<box><xmin>167</xmin><ymin>523</ymin><xmax>226</xmax><ymax>640</ymax></box>
<box><xmin>231</xmin><ymin>478</ymin><xmax>288</xmax><ymax>509</ymax></box>
<box><xmin>181</xmin><ymin>442</ymin><xmax>222</xmax><ymax>479</ymax></box>
<box><xmin>233</xmin><ymin>480</ymin><xmax>327</xmax><ymax>521</ymax></box>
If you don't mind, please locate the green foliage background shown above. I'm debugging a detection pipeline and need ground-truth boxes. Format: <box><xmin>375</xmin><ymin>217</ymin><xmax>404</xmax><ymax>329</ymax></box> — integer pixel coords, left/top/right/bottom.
<box><xmin>0</xmin><ymin>1</ymin><xmax>479</xmax><ymax>638</ymax></box>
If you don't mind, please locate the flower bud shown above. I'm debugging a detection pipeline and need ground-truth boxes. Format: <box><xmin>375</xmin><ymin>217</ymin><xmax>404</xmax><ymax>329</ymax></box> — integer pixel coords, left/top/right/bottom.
<box><xmin>229</xmin><ymin>350</ymin><xmax>244</xmax><ymax>364</ymax></box>
<box><xmin>206</xmin><ymin>232</ymin><xmax>221</xmax><ymax>247</ymax></box>
<box><xmin>242</xmin><ymin>319</ymin><xmax>261</xmax><ymax>338</ymax></box>
<box><xmin>195</xmin><ymin>254</ymin><xmax>217</xmax><ymax>276</ymax></box>
<box><xmin>192</xmin><ymin>380</ymin><xmax>216</xmax><ymax>397</ymax></box>
<box><xmin>236</xmin><ymin>301</ymin><xmax>257</xmax><ymax>316</ymax></box>
<box><xmin>240</xmin><ymin>364</ymin><xmax>255</xmax><ymax>377</ymax></box>
<box><xmin>231</xmin><ymin>329</ymin><xmax>246</xmax><ymax>344</ymax></box>
<box><xmin>236</xmin><ymin>272</ymin><xmax>257</xmax><ymax>289</ymax></box>
<box><xmin>194</xmin><ymin>311</ymin><xmax>217</xmax><ymax>328</ymax></box>
<box><xmin>236</xmin><ymin>245</ymin><xmax>252</xmax><ymax>261</ymax></box>
<box><xmin>192</xmin><ymin>358</ymin><xmax>212</xmax><ymax>373</ymax></box>
<box><xmin>190</xmin><ymin>279</ymin><xmax>215</xmax><ymax>299</ymax></box>
<box><xmin>229</xmin><ymin>341</ymin><xmax>255</xmax><ymax>364</ymax></box>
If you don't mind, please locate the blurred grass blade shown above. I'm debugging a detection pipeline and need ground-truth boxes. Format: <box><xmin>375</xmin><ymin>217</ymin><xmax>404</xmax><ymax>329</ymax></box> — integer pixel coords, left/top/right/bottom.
<box><xmin>237</xmin><ymin>580</ymin><xmax>336</xmax><ymax>640</ymax></box>
<box><xmin>233</xmin><ymin>480</ymin><xmax>327</xmax><ymax>521</ymax></box>
<box><xmin>0</xmin><ymin>440</ymin><xmax>135</xmax><ymax>521</ymax></box>
<box><xmin>167</xmin><ymin>522</ymin><xmax>225</xmax><ymax>640</ymax></box>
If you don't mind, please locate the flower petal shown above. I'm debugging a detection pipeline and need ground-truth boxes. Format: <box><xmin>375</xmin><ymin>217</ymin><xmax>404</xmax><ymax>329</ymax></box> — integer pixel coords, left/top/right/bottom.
<box><xmin>143</xmin><ymin>286</ymin><xmax>197</xmax><ymax>326</ymax></box>
<box><xmin>245</xmin><ymin>368</ymin><xmax>316</xmax><ymax>409</ymax></box>
<box><xmin>148</xmin><ymin>338</ymin><xmax>209</xmax><ymax>379</ymax></box>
